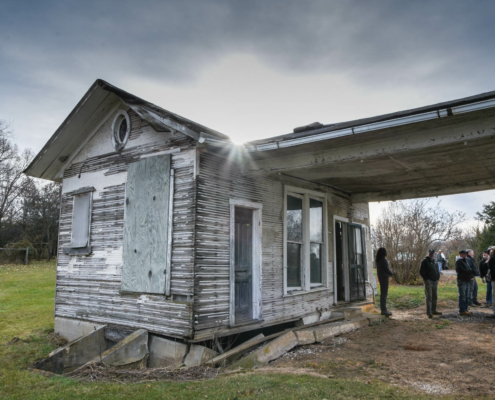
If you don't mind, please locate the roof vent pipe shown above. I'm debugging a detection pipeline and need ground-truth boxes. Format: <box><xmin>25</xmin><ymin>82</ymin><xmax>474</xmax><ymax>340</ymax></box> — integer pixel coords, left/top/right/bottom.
<box><xmin>293</xmin><ymin>122</ymin><xmax>325</xmax><ymax>133</ymax></box>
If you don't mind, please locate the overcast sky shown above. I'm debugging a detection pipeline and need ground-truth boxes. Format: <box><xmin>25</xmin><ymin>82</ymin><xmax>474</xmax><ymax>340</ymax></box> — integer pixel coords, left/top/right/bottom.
<box><xmin>1</xmin><ymin>0</ymin><xmax>495</xmax><ymax>225</ymax></box>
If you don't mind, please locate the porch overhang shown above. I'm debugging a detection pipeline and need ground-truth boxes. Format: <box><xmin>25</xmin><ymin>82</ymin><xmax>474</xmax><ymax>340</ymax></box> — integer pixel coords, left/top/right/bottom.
<box><xmin>243</xmin><ymin>91</ymin><xmax>495</xmax><ymax>203</ymax></box>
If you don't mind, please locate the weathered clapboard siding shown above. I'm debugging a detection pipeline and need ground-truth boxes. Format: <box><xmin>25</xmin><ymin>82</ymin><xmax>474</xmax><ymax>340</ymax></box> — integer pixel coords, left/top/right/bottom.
<box><xmin>55</xmin><ymin>109</ymin><xmax>197</xmax><ymax>338</ymax></box>
<box><xmin>193</xmin><ymin>151</ymin><xmax>359</xmax><ymax>339</ymax></box>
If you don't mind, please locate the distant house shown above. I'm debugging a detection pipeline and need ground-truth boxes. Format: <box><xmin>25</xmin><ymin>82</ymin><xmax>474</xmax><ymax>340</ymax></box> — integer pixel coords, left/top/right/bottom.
<box><xmin>26</xmin><ymin>80</ymin><xmax>495</xmax><ymax>341</ymax></box>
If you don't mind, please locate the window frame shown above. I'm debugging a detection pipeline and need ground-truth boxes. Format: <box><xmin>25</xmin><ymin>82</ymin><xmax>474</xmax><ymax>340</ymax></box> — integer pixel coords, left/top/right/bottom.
<box><xmin>283</xmin><ymin>185</ymin><xmax>328</xmax><ymax>295</ymax></box>
<box><xmin>63</xmin><ymin>186</ymin><xmax>95</xmax><ymax>256</ymax></box>
<box><xmin>111</xmin><ymin>110</ymin><xmax>131</xmax><ymax>151</ymax></box>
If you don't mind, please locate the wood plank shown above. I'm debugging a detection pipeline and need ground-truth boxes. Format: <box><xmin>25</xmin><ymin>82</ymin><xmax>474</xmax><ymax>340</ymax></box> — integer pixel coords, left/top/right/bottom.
<box><xmin>205</xmin><ymin>315</ymin><xmax>344</xmax><ymax>366</ymax></box>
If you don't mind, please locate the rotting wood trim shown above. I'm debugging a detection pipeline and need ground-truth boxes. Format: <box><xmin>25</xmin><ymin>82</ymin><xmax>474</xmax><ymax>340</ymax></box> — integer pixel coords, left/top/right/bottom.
<box><xmin>205</xmin><ymin>315</ymin><xmax>345</xmax><ymax>366</ymax></box>
<box><xmin>67</xmin><ymin>186</ymin><xmax>96</xmax><ymax>196</ymax></box>
<box><xmin>165</xmin><ymin>169</ymin><xmax>175</xmax><ymax>297</ymax></box>
<box><xmin>62</xmin><ymin>246</ymin><xmax>92</xmax><ymax>256</ymax></box>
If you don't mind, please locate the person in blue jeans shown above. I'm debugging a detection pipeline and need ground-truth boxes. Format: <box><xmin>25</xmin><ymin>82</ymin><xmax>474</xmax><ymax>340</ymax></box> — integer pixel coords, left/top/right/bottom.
<box><xmin>455</xmin><ymin>250</ymin><xmax>475</xmax><ymax>316</ymax></box>
<box><xmin>479</xmin><ymin>250</ymin><xmax>492</xmax><ymax>306</ymax></box>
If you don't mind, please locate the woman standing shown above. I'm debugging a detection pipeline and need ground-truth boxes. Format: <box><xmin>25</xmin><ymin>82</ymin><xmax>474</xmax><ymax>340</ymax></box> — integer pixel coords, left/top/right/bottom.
<box><xmin>479</xmin><ymin>250</ymin><xmax>492</xmax><ymax>306</ymax></box>
<box><xmin>376</xmin><ymin>247</ymin><xmax>393</xmax><ymax>316</ymax></box>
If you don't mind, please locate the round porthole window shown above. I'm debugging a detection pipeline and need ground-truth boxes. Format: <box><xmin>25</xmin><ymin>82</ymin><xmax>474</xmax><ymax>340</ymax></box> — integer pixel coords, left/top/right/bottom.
<box><xmin>111</xmin><ymin>110</ymin><xmax>130</xmax><ymax>151</ymax></box>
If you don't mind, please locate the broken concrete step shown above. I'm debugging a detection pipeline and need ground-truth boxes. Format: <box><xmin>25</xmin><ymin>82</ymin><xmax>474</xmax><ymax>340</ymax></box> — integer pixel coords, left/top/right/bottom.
<box><xmin>309</xmin><ymin>316</ymin><xmax>369</xmax><ymax>342</ymax></box>
<box><xmin>184</xmin><ymin>344</ymin><xmax>218</xmax><ymax>367</ymax></box>
<box><xmin>228</xmin><ymin>331</ymin><xmax>299</xmax><ymax>369</ymax></box>
<box><xmin>148</xmin><ymin>335</ymin><xmax>188</xmax><ymax>368</ymax></box>
<box><xmin>331</xmin><ymin>307</ymin><xmax>363</xmax><ymax>321</ymax></box>
<box><xmin>33</xmin><ymin>325</ymin><xmax>107</xmax><ymax>374</ymax></box>
<box><xmin>294</xmin><ymin>330</ymin><xmax>315</xmax><ymax>345</ymax></box>
<box><xmin>81</xmin><ymin>329</ymin><xmax>149</xmax><ymax>369</ymax></box>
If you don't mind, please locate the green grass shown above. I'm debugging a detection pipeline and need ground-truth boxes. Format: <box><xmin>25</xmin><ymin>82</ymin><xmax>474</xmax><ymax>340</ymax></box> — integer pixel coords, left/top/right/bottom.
<box><xmin>377</xmin><ymin>275</ymin><xmax>487</xmax><ymax>310</ymax></box>
<box><xmin>0</xmin><ymin>261</ymin><xmax>456</xmax><ymax>399</ymax></box>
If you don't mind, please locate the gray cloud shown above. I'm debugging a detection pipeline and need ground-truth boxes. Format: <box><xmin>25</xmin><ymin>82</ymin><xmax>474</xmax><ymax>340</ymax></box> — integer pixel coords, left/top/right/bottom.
<box><xmin>1</xmin><ymin>0</ymin><xmax>495</xmax><ymax>149</ymax></box>
<box><xmin>2</xmin><ymin>1</ymin><xmax>494</xmax><ymax>86</ymax></box>
<box><xmin>2</xmin><ymin>0</ymin><xmax>495</xmax><ymax>222</ymax></box>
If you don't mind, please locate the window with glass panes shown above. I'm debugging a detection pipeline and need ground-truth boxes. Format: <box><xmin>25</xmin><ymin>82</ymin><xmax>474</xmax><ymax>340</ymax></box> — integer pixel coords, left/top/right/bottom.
<box><xmin>285</xmin><ymin>188</ymin><xmax>326</xmax><ymax>292</ymax></box>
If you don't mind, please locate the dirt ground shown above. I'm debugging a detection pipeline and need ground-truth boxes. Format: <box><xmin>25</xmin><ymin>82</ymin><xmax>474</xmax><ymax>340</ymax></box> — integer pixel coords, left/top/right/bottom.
<box><xmin>270</xmin><ymin>303</ymin><xmax>495</xmax><ymax>397</ymax></box>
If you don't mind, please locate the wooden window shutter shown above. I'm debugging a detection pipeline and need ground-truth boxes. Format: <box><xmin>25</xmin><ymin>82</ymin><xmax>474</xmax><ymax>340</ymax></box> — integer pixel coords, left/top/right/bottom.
<box><xmin>70</xmin><ymin>192</ymin><xmax>92</xmax><ymax>248</ymax></box>
<box><xmin>121</xmin><ymin>155</ymin><xmax>174</xmax><ymax>295</ymax></box>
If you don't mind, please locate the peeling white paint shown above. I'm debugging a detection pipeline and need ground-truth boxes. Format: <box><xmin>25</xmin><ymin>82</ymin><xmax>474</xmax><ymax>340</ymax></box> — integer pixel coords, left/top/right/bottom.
<box><xmin>62</xmin><ymin>170</ymin><xmax>127</xmax><ymax>199</ymax></box>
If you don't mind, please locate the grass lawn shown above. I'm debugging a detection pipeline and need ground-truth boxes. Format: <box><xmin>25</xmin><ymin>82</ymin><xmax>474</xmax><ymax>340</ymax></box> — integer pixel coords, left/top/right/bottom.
<box><xmin>376</xmin><ymin>274</ymin><xmax>487</xmax><ymax>310</ymax></box>
<box><xmin>0</xmin><ymin>261</ymin><xmax>458</xmax><ymax>399</ymax></box>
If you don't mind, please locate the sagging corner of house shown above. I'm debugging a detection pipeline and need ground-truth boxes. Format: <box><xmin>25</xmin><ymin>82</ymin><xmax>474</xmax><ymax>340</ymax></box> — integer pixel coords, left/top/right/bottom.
<box><xmin>29</xmin><ymin>305</ymin><xmax>386</xmax><ymax>377</ymax></box>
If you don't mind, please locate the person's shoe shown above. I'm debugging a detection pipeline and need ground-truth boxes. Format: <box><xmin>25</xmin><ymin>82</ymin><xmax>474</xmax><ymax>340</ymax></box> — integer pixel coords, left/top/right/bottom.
<box><xmin>470</xmin><ymin>303</ymin><xmax>480</xmax><ymax>307</ymax></box>
<box><xmin>474</xmin><ymin>301</ymin><xmax>482</xmax><ymax>306</ymax></box>
<box><xmin>460</xmin><ymin>311</ymin><xmax>472</xmax><ymax>316</ymax></box>
<box><xmin>432</xmin><ymin>311</ymin><xmax>442</xmax><ymax>315</ymax></box>
<box><xmin>381</xmin><ymin>310</ymin><xmax>392</xmax><ymax>316</ymax></box>
<box><xmin>427</xmin><ymin>314</ymin><xmax>433</xmax><ymax>319</ymax></box>
<box><xmin>486</xmin><ymin>314</ymin><xmax>495</xmax><ymax>319</ymax></box>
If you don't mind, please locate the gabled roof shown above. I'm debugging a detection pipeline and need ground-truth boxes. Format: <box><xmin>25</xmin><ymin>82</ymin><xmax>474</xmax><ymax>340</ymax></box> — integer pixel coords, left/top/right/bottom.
<box><xmin>25</xmin><ymin>79</ymin><xmax>231</xmax><ymax>180</ymax></box>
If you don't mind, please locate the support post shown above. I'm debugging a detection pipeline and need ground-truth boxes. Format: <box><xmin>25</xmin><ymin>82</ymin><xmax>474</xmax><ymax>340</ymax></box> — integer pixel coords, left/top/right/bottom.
<box><xmin>25</xmin><ymin>247</ymin><xmax>29</xmax><ymax>265</ymax></box>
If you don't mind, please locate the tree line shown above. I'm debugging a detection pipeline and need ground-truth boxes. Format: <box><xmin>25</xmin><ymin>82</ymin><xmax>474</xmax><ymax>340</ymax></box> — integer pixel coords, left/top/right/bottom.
<box><xmin>372</xmin><ymin>198</ymin><xmax>492</xmax><ymax>285</ymax></box>
<box><xmin>0</xmin><ymin>121</ymin><xmax>60</xmax><ymax>262</ymax></box>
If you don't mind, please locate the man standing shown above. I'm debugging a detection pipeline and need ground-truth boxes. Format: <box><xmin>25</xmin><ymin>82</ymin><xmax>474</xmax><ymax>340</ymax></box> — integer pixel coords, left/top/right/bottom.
<box><xmin>456</xmin><ymin>250</ymin><xmax>475</xmax><ymax>316</ymax></box>
<box><xmin>420</xmin><ymin>249</ymin><xmax>442</xmax><ymax>318</ymax></box>
<box><xmin>436</xmin><ymin>250</ymin><xmax>444</xmax><ymax>272</ymax></box>
<box><xmin>487</xmin><ymin>248</ymin><xmax>495</xmax><ymax>319</ymax></box>
<box><xmin>479</xmin><ymin>250</ymin><xmax>492</xmax><ymax>306</ymax></box>
<box><xmin>466</xmin><ymin>249</ymin><xmax>481</xmax><ymax>306</ymax></box>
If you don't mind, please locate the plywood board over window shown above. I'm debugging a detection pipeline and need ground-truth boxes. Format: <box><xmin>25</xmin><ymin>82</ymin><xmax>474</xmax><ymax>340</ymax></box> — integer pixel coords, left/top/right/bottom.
<box><xmin>121</xmin><ymin>154</ymin><xmax>174</xmax><ymax>295</ymax></box>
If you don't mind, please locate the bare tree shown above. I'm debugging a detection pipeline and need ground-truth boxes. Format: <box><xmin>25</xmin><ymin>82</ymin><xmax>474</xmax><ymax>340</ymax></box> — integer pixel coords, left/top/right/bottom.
<box><xmin>22</xmin><ymin>181</ymin><xmax>61</xmax><ymax>260</ymax></box>
<box><xmin>372</xmin><ymin>199</ymin><xmax>465</xmax><ymax>284</ymax></box>
<box><xmin>0</xmin><ymin>120</ymin><xmax>33</xmax><ymax>245</ymax></box>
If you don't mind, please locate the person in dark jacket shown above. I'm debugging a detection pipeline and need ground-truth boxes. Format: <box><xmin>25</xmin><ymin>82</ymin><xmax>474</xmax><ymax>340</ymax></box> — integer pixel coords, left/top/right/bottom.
<box><xmin>487</xmin><ymin>247</ymin><xmax>495</xmax><ymax>318</ymax></box>
<box><xmin>456</xmin><ymin>250</ymin><xmax>475</xmax><ymax>316</ymax></box>
<box><xmin>466</xmin><ymin>249</ymin><xmax>481</xmax><ymax>306</ymax></box>
<box><xmin>479</xmin><ymin>250</ymin><xmax>492</xmax><ymax>306</ymax></box>
<box><xmin>375</xmin><ymin>247</ymin><xmax>393</xmax><ymax>316</ymax></box>
<box><xmin>419</xmin><ymin>249</ymin><xmax>441</xmax><ymax>318</ymax></box>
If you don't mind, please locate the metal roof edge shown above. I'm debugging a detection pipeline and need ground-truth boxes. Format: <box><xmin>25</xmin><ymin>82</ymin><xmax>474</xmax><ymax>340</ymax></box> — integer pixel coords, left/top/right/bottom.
<box><xmin>244</xmin><ymin>89</ymin><xmax>495</xmax><ymax>151</ymax></box>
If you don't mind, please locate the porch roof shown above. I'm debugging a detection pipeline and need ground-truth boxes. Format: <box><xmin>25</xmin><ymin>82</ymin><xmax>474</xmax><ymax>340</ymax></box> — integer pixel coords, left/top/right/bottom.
<box><xmin>242</xmin><ymin>90</ymin><xmax>495</xmax><ymax>203</ymax></box>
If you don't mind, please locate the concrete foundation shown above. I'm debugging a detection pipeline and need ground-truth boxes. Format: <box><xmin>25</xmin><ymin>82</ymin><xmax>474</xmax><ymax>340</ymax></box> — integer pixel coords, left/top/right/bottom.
<box><xmin>148</xmin><ymin>335</ymin><xmax>188</xmax><ymax>368</ymax></box>
<box><xmin>54</xmin><ymin>317</ymin><xmax>104</xmax><ymax>342</ymax></box>
<box><xmin>295</xmin><ymin>310</ymin><xmax>333</xmax><ymax>327</ymax></box>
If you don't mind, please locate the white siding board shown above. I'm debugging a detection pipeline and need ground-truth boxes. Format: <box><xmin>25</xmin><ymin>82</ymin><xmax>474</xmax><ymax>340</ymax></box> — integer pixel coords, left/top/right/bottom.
<box><xmin>55</xmin><ymin>110</ymin><xmax>196</xmax><ymax>338</ymax></box>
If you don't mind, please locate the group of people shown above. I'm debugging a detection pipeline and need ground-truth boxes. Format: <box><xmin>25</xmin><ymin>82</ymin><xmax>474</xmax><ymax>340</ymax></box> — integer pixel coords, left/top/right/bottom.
<box><xmin>375</xmin><ymin>247</ymin><xmax>495</xmax><ymax>318</ymax></box>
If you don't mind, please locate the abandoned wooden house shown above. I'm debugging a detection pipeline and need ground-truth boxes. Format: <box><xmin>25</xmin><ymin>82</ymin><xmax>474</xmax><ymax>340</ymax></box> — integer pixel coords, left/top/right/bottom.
<box><xmin>25</xmin><ymin>80</ymin><xmax>495</xmax><ymax>346</ymax></box>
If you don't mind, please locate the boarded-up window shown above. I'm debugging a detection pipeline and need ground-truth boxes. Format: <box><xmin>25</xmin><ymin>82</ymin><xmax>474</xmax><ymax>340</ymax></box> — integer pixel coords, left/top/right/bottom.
<box><xmin>70</xmin><ymin>193</ymin><xmax>92</xmax><ymax>248</ymax></box>
<box><xmin>121</xmin><ymin>155</ymin><xmax>174</xmax><ymax>295</ymax></box>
